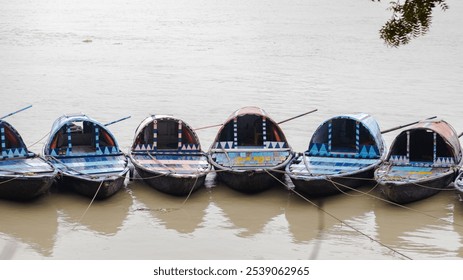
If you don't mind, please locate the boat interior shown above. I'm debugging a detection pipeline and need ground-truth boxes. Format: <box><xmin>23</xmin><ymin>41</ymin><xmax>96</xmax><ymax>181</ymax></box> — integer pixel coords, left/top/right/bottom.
<box><xmin>0</xmin><ymin>122</ymin><xmax>30</xmax><ymax>159</ymax></box>
<box><xmin>218</xmin><ymin>115</ymin><xmax>286</xmax><ymax>148</ymax></box>
<box><xmin>132</xmin><ymin>119</ymin><xmax>199</xmax><ymax>151</ymax></box>
<box><xmin>309</xmin><ymin>118</ymin><xmax>377</xmax><ymax>156</ymax></box>
<box><xmin>389</xmin><ymin>129</ymin><xmax>455</xmax><ymax>166</ymax></box>
<box><xmin>49</xmin><ymin>121</ymin><xmax>116</xmax><ymax>155</ymax></box>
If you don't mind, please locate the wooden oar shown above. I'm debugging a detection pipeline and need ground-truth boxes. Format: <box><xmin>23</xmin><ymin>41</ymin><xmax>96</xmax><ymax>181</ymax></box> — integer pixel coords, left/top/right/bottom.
<box><xmin>277</xmin><ymin>109</ymin><xmax>318</xmax><ymax>125</ymax></box>
<box><xmin>381</xmin><ymin>116</ymin><xmax>437</xmax><ymax>134</ymax></box>
<box><xmin>194</xmin><ymin>108</ymin><xmax>318</xmax><ymax>130</ymax></box>
<box><xmin>104</xmin><ymin>116</ymin><xmax>131</xmax><ymax>126</ymax></box>
<box><xmin>0</xmin><ymin>105</ymin><xmax>33</xmax><ymax>120</ymax></box>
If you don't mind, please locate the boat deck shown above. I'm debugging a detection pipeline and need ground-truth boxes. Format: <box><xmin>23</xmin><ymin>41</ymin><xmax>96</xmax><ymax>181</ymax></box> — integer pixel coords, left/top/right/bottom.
<box><xmin>211</xmin><ymin>150</ymin><xmax>291</xmax><ymax>168</ymax></box>
<box><xmin>132</xmin><ymin>153</ymin><xmax>209</xmax><ymax>174</ymax></box>
<box><xmin>375</xmin><ymin>163</ymin><xmax>451</xmax><ymax>181</ymax></box>
<box><xmin>0</xmin><ymin>157</ymin><xmax>54</xmax><ymax>175</ymax></box>
<box><xmin>49</xmin><ymin>154</ymin><xmax>127</xmax><ymax>176</ymax></box>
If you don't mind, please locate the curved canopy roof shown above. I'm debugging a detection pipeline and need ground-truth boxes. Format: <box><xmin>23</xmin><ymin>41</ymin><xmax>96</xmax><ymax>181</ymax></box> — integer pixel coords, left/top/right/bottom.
<box><xmin>388</xmin><ymin>119</ymin><xmax>462</xmax><ymax>163</ymax></box>
<box><xmin>308</xmin><ymin>113</ymin><xmax>386</xmax><ymax>158</ymax></box>
<box><xmin>0</xmin><ymin>120</ymin><xmax>30</xmax><ymax>158</ymax></box>
<box><xmin>211</xmin><ymin>106</ymin><xmax>290</xmax><ymax>149</ymax></box>
<box><xmin>43</xmin><ymin>114</ymin><xmax>121</xmax><ymax>155</ymax></box>
<box><xmin>131</xmin><ymin>115</ymin><xmax>202</xmax><ymax>151</ymax></box>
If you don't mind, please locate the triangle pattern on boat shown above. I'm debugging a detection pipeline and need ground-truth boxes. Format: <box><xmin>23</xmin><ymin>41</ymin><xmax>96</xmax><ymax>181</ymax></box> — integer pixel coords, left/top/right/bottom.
<box><xmin>359</xmin><ymin>146</ymin><xmax>368</xmax><ymax>158</ymax></box>
<box><xmin>309</xmin><ymin>144</ymin><xmax>318</xmax><ymax>155</ymax></box>
<box><xmin>368</xmin><ymin>146</ymin><xmax>378</xmax><ymax>158</ymax></box>
<box><xmin>318</xmin><ymin>144</ymin><xmax>328</xmax><ymax>155</ymax></box>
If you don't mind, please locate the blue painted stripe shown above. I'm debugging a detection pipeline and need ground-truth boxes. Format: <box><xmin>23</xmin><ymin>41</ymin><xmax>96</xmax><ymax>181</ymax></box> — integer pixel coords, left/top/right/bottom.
<box><xmin>306</xmin><ymin>156</ymin><xmax>378</xmax><ymax>165</ymax></box>
<box><xmin>289</xmin><ymin>155</ymin><xmax>379</xmax><ymax>176</ymax></box>
<box><xmin>390</xmin><ymin>166</ymin><xmax>433</xmax><ymax>172</ymax></box>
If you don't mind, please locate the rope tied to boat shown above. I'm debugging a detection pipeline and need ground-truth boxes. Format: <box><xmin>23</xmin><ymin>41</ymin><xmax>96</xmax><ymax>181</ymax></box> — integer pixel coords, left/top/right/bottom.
<box><xmin>0</xmin><ymin>177</ymin><xmax>18</xmax><ymax>185</ymax></box>
<box><xmin>75</xmin><ymin>180</ymin><xmax>105</xmax><ymax>226</ymax></box>
<box><xmin>324</xmin><ymin>176</ymin><xmax>381</xmax><ymax>197</ymax></box>
<box><xmin>49</xmin><ymin>155</ymin><xmax>100</xmax><ymax>180</ymax></box>
<box><xmin>288</xmin><ymin>170</ymin><xmax>463</xmax><ymax>229</ymax></box>
<box><xmin>182</xmin><ymin>170</ymin><xmax>201</xmax><ymax>206</ymax></box>
<box><xmin>28</xmin><ymin>131</ymin><xmax>50</xmax><ymax>148</ymax></box>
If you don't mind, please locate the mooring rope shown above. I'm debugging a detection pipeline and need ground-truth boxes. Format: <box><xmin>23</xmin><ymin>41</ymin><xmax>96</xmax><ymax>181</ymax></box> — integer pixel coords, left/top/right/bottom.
<box><xmin>324</xmin><ymin>176</ymin><xmax>381</xmax><ymax>197</ymax></box>
<box><xmin>264</xmin><ymin>169</ymin><xmax>412</xmax><ymax>260</ymax></box>
<box><xmin>316</xmin><ymin>175</ymin><xmax>463</xmax><ymax>229</ymax></box>
<box><xmin>28</xmin><ymin>131</ymin><xmax>50</xmax><ymax>148</ymax></box>
<box><xmin>182</xmin><ymin>171</ymin><xmax>201</xmax><ymax>206</ymax></box>
<box><xmin>49</xmin><ymin>155</ymin><xmax>98</xmax><ymax>179</ymax></box>
<box><xmin>0</xmin><ymin>177</ymin><xmax>18</xmax><ymax>185</ymax></box>
<box><xmin>76</xmin><ymin>180</ymin><xmax>105</xmax><ymax>225</ymax></box>
<box><xmin>284</xmin><ymin>163</ymin><xmax>463</xmax><ymax>227</ymax></box>
<box><xmin>410</xmin><ymin>180</ymin><xmax>456</xmax><ymax>191</ymax></box>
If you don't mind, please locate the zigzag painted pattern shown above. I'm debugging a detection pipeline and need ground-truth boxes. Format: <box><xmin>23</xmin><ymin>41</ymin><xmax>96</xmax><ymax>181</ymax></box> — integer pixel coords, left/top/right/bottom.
<box><xmin>50</xmin><ymin>146</ymin><xmax>119</xmax><ymax>156</ymax></box>
<box><xmin>1</xmin><ymin>148</ymin><xmax>29</xmax><ymax>159</ymax></box>
<box><xmin>308</xmin><ymin>143</ymin><xmax>379</xmax><ymax>159</ymax></box>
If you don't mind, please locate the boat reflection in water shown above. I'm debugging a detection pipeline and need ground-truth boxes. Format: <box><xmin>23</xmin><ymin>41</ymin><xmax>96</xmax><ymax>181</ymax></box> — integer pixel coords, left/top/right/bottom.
<box><xmin>50</xmin><ymin>187</ymin><xmax>133</xmax><ymax>236</ymax></box>
<box><xmin>0</xmin><ymin>196</ymin><xmax>58</xmax><ymax>258</ymax></box>
<box><xmin>210</xmin><ymin>183</ymin><xmax>289</xmax><ymax>237</ymax></box>
<box><xmin>130</xmin><ymin>180</ymin><xmax>209</xmax><ymax>234</ymax></box>
<box><xmin>374</xmin><ymin>190</ymin><xmax>462</xmax><ymax>259</ymax></box>
<box><xmin>284</xmin><ymin>185</ymin><xmax>377</xmax><ymax>245</ymax></box>
<box><xmin>453</xmin><ymin>196</ymin><xmax>463</xmax><ymax>258</ymax></box>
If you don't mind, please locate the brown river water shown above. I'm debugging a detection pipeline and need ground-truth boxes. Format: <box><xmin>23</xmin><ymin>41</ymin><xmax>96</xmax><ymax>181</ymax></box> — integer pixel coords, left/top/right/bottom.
<box><xmin>1</xmin><ymin>0</ymin><xmax>463</xmax><ymax>260</ymax></box>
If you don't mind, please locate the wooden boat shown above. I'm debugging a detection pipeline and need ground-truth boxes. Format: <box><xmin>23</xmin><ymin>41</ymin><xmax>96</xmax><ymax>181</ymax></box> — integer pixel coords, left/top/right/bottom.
<box><xmin>0</xmin><ymin>119</ymin><xmax>57</xmax><ymax>200</ymax></box>
<box><xmin>286</xmin><ymin>113</ymin><xmax>386</xmax><ymax>197</ymax></box>
<box><xmin>455</xmin><ymin>172</ymin><xmax>463</xmax><ymax>201</ymax></box>
<box><xmin>43</xmin><ymin>114</ymin><xmax>129</xmax><ymax>200</ymax></box>
<box><xmin>129</xmin><ymin>115</ymin><xmax>211</xmax><ymax>196</ymax></box>
<box><xmin>208</xmin><ymin>106</ymin><xmax>293</xmax><ymax>193</ymax></box>
<box><xmin>375</xmin><ymin>119</ymin><xmax>462</xmax><ymax>204</ymax></box>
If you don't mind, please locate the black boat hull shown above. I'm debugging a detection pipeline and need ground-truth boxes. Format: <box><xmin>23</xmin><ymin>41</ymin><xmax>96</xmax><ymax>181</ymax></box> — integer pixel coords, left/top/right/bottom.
<box><xmin>289</xmin><ymin>167</ymin><xmax>375</xmax><ymax>197</ymax></box>
<box><xmin>55</xmin><ymin>169</ymin><xmax>129</xmax><ymax>200</ymax></box>
<box><xmin>0</xmin><ymin>175</ymin><xmax>55</xmax><ymax>201</ymax></box>
<box><xmin>378</xmin><ymin>172</ymin><xmax>456</xmax><ymax>204</ymax></box>
<box><xmin>215</xmin><ymin>168</ymin><xmax>285</xmax><ymax>194</ymax></box>
<box><xmin>135</xmin><ymin>167</ymin><xmax>206</xmax><ymax>196</ymax></box>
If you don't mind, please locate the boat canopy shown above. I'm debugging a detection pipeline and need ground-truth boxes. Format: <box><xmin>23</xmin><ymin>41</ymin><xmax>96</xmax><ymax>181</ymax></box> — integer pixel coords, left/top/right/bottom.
<box><xmin>307</xmin><ymin>113</ymin><xmax>386</xmax><ymax>159</ymax></box>
<box><xmin>0</xmin><ymin>120</ymin><xmax>32</xmax><ymax>159</ymax></box>
<box><xmin>43</xmin><ymin>114</ymin><xmax>121</xmax><ymax>156</ymax></box>
<box><xmin>131</xmin><ymin>115</ymin><xmax>201</xmax><ymax>153</ymax></box>
<box><xmin>210</xmin><ymin>106</ymin><xmax>290</xmax><ymax>150</ymax></box>
<box><xmin>387</xmin><ymin>119</ymin><xmax>462</xmax><ymax>167</ymax></box>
